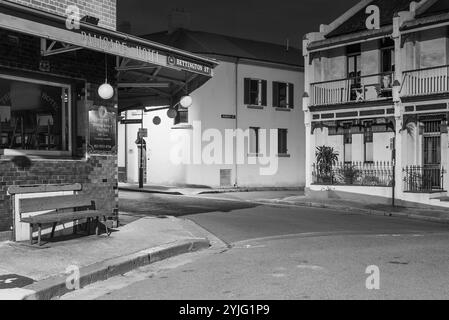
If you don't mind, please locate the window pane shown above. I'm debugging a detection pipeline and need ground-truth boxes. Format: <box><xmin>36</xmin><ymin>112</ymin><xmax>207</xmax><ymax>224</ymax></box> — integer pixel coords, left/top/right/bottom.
<box><xmin>250</xmin><ymin>80</ymin><xmax>259</xmax><ymax>105</ymax></box>
<box><xmin>249</xmin><ymin>127</ymin><xmax>259</xmax><ymax>154</ymax></box>
<box><xmin>175</xmin><ymin>108</ymin><xmax>188</xmax><ymax>125</ymax></box>
<box><xmin>278</xmin><ymin>129</ymin><xmax>288</xmax><ymax>154</ymax></box>
<box><xmin>0</xmin><ymin>77</ymin><xmax>70</xmax><ymax>151</ymax></box>
<box><xmin>278</xmin><ymin>83</ymin><xmax>287</xmax><ymax>108</ymax></box>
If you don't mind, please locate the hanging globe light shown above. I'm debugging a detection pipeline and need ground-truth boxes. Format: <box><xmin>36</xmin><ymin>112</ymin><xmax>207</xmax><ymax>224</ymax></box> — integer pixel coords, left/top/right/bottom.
<box><xmin>98</xmin><ymin>53</ymin><xmax>114</xmax><ymax>100</ymax></box>
<box><xmin>180</xmin><ymin>95</ymin><xmax>193</xmax><ymax>108</ymax></box>
<box><xmin>98</xmin><ymin>83</ymin><xmax>114</xmax><ymax>100</ymax></box>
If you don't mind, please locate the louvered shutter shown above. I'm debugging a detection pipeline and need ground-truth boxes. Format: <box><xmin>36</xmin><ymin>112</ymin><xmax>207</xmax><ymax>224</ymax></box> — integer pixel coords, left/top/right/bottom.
<box><xmin>261</xmin><ymin>80</ymin><xmax>267</xmax><ymax>106</ymax></box>
<box><xmin>288</xmin><ymin>83</ymin><xmax>294</xmax><ymax>109</ymax></box>
<box><xmin>244</xmin><ymin>78</ymin><xmax>250</xmax><ymax>105</ymax></box>
<box><xmin>273</xmin><ymin>82</ymin><xmax>279</xmax><ymax>107</ymax></box>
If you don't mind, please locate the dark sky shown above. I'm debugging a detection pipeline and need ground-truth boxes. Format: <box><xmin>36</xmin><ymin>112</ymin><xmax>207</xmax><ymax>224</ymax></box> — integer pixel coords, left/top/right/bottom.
<box><xmin>117</xmin><ymin>0</ymin><xmax>360</xmax><ymax>48</ymax></box>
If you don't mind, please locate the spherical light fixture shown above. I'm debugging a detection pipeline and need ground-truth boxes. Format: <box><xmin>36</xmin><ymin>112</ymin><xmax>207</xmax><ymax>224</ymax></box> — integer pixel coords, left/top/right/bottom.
<box><xmin>179</xmin><ymin>95</ymin><xmax>193</xmax><ymax>108</ymax></box>
<box><xmin>153</xmin><ymin>116</ymin><xmax>161</xmax><ymax>125</ymax></box>
<box><xmin>98</xmin><ymin>83</ymin><xmax>114</xmax><ymax>100</ymax></box>
<box><xmin>167</xmin><ymin>108</ymin><xmax>178</xmax><ymax>119</ymax></box>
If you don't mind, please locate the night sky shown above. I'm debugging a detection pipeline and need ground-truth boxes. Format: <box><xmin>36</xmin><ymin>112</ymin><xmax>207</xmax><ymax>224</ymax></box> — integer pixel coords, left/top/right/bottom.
<box><xmin>117</xmin><ymin>0</ymin><xmax>360</xmax><ymax>48</ymax></box>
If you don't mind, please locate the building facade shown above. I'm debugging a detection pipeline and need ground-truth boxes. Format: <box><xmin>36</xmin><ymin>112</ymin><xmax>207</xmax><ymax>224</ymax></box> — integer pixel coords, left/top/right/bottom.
<box><xmin>0</xmin><ymin>1</ymin><xmax>217</xmax><ymax>241</ymax></box>
<box><xmin>118</xmin><ymin>29</ymin><xmax>305</xmax><ymax>188</ymax></box>
<box><xmin>303</xmin><ymin>0</ymin><xmax>449</xmax><ymax>208</ymax></box>
<box><xmin>9</xmin><ymin>0</ymin><xmax>116</xmax><ymax>30</ymax></box>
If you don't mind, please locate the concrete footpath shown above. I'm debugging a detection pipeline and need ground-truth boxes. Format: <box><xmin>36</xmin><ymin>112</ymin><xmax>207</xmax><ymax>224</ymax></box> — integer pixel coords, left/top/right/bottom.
<box><xmin>0</xmin><ymin>216</ymin><xmax>211</xmax><ymax>300</ymax></box>
<box><xmin>259</xmin><ymin>195</ymin><xmax>449</xmax><ymax>224</ymax></box>
<box><xmin>118</xmin><ymin>182</ymin><xmax>303</xmax><ymax>196</ymax></box>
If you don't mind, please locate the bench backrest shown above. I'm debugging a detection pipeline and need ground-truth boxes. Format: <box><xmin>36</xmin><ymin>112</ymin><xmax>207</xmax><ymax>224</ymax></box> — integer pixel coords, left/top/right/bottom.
<box><xmin>20</xmin><ymin>195</ymin><xmax>94</xmax><ymax>213</ymax></box>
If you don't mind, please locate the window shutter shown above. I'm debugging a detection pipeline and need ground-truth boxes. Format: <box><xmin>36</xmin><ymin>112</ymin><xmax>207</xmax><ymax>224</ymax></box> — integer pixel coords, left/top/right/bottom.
<box><xmin>288</xmin><ymin>83</ymin><xmax>294</xmax><ymax>108</ymax></box>
<box><xmin>273</xmin><ymin>82</ymin><xmax>279</xmax><ymax>107</ymax></box>
<box><xmin>261</xmin><ymin>80</ymin><xmax>267</xmax><ymax>106</ymax></box>
<box><xmin>244</xmin><ymin>78</ymin><xmax>250</xmax><ymax>105</ymax></box>
<box><xmin>278</xmin><ymin>129</ymin><xmax>282</xmax><ymax>154</ymax></box>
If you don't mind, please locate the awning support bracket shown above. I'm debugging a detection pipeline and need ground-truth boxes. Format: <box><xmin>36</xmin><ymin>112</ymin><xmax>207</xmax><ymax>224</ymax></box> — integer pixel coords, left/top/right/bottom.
<box><xmin>40</xmin><ymin>39</ymin><xmax>82</xmax><ymax>57</ymax></box>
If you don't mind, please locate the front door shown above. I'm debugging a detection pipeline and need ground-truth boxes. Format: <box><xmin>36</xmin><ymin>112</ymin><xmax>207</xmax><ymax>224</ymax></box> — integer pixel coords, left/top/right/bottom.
<box><xmin>423</xmin><ymin>121</ymin><xmax>442</xmax><ymax>190</ymax></box>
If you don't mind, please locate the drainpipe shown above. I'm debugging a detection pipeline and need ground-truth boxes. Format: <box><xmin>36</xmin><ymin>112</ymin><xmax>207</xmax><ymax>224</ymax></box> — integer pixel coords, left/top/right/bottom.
<box><xmin>234</xmin><ymin>58</ymin><xmax>239</xmax><ymax>187</ymax></box>
<box><xmin>125</xmin><ymin>111</ymin><xmax>128</xmax><ymax>183</ymax></box>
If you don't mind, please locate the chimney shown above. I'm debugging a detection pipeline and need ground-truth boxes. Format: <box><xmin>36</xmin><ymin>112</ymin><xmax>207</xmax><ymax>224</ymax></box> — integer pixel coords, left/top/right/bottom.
<box><xmin>118</xmin><ymin>21</ymin><xmax>132</xmax><ymax>34</ymax></box>
<box><xmin>168</xmin><ymin>8</ymin><xmax>191</xmax><ymax>33</ymax></box>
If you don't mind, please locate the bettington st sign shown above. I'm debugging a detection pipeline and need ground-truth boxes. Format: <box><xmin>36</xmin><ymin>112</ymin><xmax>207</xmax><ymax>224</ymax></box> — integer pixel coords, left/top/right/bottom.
<box><xmin>167</xmin><ymin>56</ymin><xmax>213</xmax><ymax>76</ymax></box>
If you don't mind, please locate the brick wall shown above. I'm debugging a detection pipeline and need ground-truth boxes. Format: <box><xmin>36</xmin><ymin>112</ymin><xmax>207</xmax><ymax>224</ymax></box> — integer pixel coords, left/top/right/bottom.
<box><xmin>0</xmin><ymin>156</ymin><xmax>118</xmax><ymax>232</ymax></box>
<box><xmin>0</xmin><ymin>30</ymin><xmax>118</xmax><ymax>232</ymax></box>
<box><xmin>7</xmin><ymin>0</ymin><xmax>117</xmax><ymax>30</ymax></box>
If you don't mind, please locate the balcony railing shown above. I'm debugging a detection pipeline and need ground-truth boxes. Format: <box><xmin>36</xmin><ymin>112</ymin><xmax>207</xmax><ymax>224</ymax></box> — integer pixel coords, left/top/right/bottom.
<box><xmin>403</xmin><ymin>165</ymin><xmax>445</xmax><ymax>193</ymax></box>
<box><xmin>402</xmin><ymin>65</ymin><xmax>449</xmax><ymax>97</ymax></box>
<box><xmin>312</xmin><ymin>161</ymin><xmax>394</xmax><ymax>187</ymax></box>
<box><xmin>310</xmin><ymin>72</ymin><xmax>393</xmax><ymax>106</ymax></box>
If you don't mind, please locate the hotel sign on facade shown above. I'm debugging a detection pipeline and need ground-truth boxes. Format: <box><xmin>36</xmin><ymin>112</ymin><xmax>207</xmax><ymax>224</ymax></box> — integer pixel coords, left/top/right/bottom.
<box><xmin>0</xmin><ymin>7</ymin><xmax>214</xmax><ymax>77</ymax></box>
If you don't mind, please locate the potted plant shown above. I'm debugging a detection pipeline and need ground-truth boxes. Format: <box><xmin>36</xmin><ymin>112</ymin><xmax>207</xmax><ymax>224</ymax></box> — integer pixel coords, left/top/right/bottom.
<box><xmin>315</xmin><ymin>146</ymin><xmax>339</xmax><ymax>184</ymax></box>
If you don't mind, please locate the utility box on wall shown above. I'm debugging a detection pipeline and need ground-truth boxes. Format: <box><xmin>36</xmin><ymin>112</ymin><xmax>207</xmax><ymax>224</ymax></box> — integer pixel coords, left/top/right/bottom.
<box><xmin>220</xmin><ymin>169</ymin><xmax>232</xmax><ymax>187</ymax></box>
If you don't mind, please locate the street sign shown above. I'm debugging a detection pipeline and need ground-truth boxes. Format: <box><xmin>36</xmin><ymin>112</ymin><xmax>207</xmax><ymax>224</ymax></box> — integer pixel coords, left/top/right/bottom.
<box><xmin>121</xmin><ymin>119</ymin><xmax>142</xmax><ymax>125</ymax></box>
<box><xmin>139</xmin><ymin>128</ymin><xmax>148</xmax><ymax>138</ymax></box>
<box><xmin>221</xmin><ymin>114</ymin><xmax>236</xmax><ymax>119</ymax></box>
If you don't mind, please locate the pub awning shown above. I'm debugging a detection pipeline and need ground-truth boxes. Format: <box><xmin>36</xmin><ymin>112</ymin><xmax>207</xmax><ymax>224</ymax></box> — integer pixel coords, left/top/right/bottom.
<box><xmin>0</xmin><ymin>0</ymin><xmax>219</xmax><ymax>111</ymax></box>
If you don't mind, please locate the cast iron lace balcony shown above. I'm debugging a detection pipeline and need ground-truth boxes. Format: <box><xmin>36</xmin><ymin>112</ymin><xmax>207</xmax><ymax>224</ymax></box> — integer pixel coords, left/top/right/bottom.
<box><xmin>309</xmin><ymin>72</ymin><xmax>394</xmax><ymax>107</ymax></box>
<box><xmin>312</xmin><ymin>161</ymin><xmax>394</xmax><ymax>187</ymax></box>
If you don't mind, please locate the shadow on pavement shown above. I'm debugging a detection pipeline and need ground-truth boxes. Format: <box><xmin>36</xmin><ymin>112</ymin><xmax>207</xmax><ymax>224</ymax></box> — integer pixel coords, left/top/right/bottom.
<box><xmin>119</xmin><ymin>191</ymin><xmax>260</xmax><ymax>219</ymax></box>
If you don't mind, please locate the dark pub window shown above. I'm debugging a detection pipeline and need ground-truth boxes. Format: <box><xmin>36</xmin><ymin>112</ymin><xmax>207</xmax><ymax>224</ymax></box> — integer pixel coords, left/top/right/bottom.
<box><xmin>278</xmin><ymin>128</ymin><xmax>288</xmax><ymax>154</ymax></box>
<box><xmin>0</xmin><ymin>75</ymin><xmax>71</xmax><ymax>154</ymax></box>
<box><xmin>273</xmin><ymin>82</ymin><xmax>294</xmax><ymax>109</ymax></box>
<box><xmin>244</xmin><ymin>78</ymin><xmax>267</xmax><ymax>106</ymax></box>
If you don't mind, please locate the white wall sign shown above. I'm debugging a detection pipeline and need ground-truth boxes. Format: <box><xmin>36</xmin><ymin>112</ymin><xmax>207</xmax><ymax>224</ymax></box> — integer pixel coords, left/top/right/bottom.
<box><xmin>365</xmin><ymin>5</ymin><xmax>380</xmax><ymax>30</ymax></box>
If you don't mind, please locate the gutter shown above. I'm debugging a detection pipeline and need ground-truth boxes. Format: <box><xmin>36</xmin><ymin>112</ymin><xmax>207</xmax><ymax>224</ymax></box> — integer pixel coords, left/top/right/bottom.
<box><xmin>308</xmin><ymin>26</ymin><xmax>393</xmax><ymax>52</ymax></box>
<box><xmin>400</xmin><ymin>12</ymin><xmax>449</xmax><ymax>34</ymax></box>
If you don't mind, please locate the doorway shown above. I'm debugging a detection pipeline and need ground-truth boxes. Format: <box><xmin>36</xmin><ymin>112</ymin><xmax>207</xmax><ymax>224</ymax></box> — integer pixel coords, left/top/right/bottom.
<box><xmin>422</xmin><ymin>120</ymin><xmax>441</xmax><ymax>190</ymax></box>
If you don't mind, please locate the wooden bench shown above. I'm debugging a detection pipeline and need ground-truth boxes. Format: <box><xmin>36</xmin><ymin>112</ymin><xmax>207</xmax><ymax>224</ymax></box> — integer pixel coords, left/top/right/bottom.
<box><xmin>19</xmin><ymin>195</ymin><xmax>114</xmax><ymax>246</ymax></box>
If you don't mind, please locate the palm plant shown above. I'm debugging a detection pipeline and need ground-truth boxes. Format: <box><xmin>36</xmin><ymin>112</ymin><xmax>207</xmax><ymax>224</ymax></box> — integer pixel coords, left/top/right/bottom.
<box><xmin>315</xmin><ymin>146</ymin><xmax>339</xmax><ymax>183</ymax></box>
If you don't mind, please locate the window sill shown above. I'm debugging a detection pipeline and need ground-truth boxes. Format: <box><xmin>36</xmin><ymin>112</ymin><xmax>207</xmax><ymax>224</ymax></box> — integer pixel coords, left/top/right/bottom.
<box><xmin>248</xmin><ymin>153</ymin><xmax>263</xmax><ymax>157</ymax></box>
<box><xmin>275</xmin><ymin>107</ymin><xmax>293</xmax><ymax>112</ymax></box>
<box><xmin>246</xmin><ymin>105</ymin><xmax>265</xmax><ymax>110</ymax></box>
<box><xmin>0</xmin><ymin>149</ymin><xmax>72</xmax><ymax>157</ymax></box>
<box><xmin>0</xmin><ymin>150</ymin><xmax>85</xmax><ymax>162</ymax></box>
<box><xmin>277</xmin><ymin>154</ymin><xmax>291</xmax><ymax>158</ymax></box>
<box><xmin>171</xmin><ymin>124</ymin><xmax>193</xmax><ymax>130</ymax></box>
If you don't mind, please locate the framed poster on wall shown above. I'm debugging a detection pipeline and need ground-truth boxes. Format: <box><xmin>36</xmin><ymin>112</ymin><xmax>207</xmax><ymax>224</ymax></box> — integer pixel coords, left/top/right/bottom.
<box><xmin>88</xmin><ymin>104</ymin><xmax>117</xmax><ymax>154</ymax></box>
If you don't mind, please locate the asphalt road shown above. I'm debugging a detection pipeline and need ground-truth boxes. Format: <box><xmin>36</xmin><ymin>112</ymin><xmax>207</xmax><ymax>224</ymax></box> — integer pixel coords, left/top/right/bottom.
<box><xmin>62</xmin><ymin>191</ymin><xmax>449</xmax><ymax>300</ymax></box>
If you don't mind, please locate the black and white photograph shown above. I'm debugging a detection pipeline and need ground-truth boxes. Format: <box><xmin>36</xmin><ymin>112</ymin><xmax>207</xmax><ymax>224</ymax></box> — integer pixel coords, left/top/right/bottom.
<box><xmin>0</xmin><ymin>0</ymin><xmax>449</xmax><ymax>305</ymax></box>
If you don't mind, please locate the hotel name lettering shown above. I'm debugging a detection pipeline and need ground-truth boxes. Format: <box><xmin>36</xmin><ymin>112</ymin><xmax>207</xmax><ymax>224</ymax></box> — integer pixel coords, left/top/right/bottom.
<box><xmin>81</xmin><ymin>31</ymin><xmax>160</xmax><ymax>64</ymax></box>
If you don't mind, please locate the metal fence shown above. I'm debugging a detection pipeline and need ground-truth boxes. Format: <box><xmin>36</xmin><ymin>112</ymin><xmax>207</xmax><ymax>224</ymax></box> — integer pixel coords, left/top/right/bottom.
<box><xmin>312</xmin><ymin>162</ymin><xmax>394</xmax><ymax>187</ymax></box>
<box><xmin>403</xmin><ymin>165</ymin><xmax>445</xmax><ymax>193</ymax></box>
